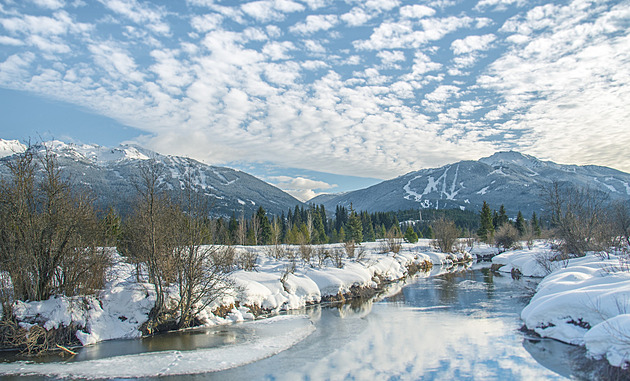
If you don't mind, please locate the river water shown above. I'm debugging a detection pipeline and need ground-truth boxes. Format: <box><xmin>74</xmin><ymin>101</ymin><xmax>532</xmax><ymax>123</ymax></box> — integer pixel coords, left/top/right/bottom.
<box><xmin>0</xmin><ymin>264</ymin><xmax>605</xmax><ymax>380</ymax></box>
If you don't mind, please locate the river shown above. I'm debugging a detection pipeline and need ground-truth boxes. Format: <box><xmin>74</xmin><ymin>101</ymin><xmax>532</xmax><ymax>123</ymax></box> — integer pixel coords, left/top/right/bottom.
<box><xmin>0</xmin><ymin>264</ymin><xmax>607</xmax><ymax>380</ymax></box>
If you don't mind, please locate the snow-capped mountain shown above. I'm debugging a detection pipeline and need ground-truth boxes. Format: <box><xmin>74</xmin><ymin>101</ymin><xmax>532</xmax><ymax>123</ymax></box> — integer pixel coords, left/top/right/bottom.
<box><xmin>0</xmin><ymin>139</ymin><xmax>26</xmax><ymax>158</ymax></box>
<box><xmin>311</xmin><ymin>151</ymin><xmax>630</xmax><ymax>217</ymax></box>
<box><xmin>0</xmin><ymin>139</ymin><xmax>304</xmax><ymax>217</ymax></box>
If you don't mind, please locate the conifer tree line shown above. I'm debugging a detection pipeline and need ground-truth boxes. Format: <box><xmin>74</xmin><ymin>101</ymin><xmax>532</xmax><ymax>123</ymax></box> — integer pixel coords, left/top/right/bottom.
<box><xmin>477</xmin><ymin>200</ymin><xmax>543</xmax><ymax>244</ymax></box>
<box><xmin>205</xmin><ymin>204</ymin><xmax>483</xmax><ymax>246</ymax></box>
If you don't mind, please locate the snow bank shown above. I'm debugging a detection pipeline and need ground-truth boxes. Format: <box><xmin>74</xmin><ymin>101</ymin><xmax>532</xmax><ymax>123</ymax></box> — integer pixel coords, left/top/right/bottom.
<box><xmin>13</xmin><ymin>251</ymin><xmax>156</xmax><ymax>346</ymax></box>
<box><xmin>7</xmin><ymin>242</ymin><xmax>464</xmax><ymax>350</ymax></box>
<box><xmin>491</xmin><ymin>242</ymin><xmax>551</xmax><ymax>277</ymax></box>
<box><xmin>519</xmin><ymin>252</ymin><xmax>630</xmax><ymax>368</ymax></box>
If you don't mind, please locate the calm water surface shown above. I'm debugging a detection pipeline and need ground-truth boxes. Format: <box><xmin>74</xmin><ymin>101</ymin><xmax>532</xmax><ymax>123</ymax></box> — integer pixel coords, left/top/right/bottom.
<box><xmin>1</xmin><ymin>265</ymin><xmax>603</xmax><ymax>380</ymax></box>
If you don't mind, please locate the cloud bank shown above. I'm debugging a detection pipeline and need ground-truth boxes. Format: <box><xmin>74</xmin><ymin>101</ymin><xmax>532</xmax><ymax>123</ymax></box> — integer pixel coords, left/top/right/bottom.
<box><xmin>0</xmin><ymin>0</ymin><xmax>629</xmax><ymax>189</ymax></box>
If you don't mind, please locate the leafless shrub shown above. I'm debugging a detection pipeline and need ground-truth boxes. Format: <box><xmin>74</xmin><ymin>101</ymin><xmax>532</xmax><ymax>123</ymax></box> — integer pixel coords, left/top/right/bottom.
<box><xmin>431</xmin><ymin>217</ymin><xmax>459</xmax><ymax>253</ymax></box>
<box><xmin>494</xmin><ymin>223</ymin><xmax>521</xmax><ymax>253</ymax></box>
<box><xmin>299</xmin><ymin>243</ymin><xmax>314</xmax><ymax>263</ymax></box>
<box><xmin>355</xmin><ymin>245</ymin><xmax>367</xmax><ymax>261</ymax></box>
<box><xmin>611</xmin><ymin>200</ymin><xmax>630</xmax><ymax>249</ymax></box>
<box><xmin>534</xmin><ymin>250</ymin><xmax>568</xmax><ymax>275</ymax></box>
<box><xmin>212</xmin><ymin>245</ymin><xmax>236</xmax><ymax>272</ymax></box>
<box><xmin>380</xmin><ymin>229</ymin><xmax>402</xmax><ymax>254</ymax></box>
<box><xmin>266</xmin><ymin>244</ymin><xmax>287</xmax><ymax>260</ymax></box>
<box><xmin>235</xmin><ymin>249</ymin><xmax>258</xmax><ymax>271</ymax></box>
<box><xmin>344</xmin><ymin>241</ymin><xmax>356</xmax><ymax>259</ymax></box>
<box><xmin>315</xmin><ymin>247</ymin><xmax>330</xmax><ymax>266</ymax></box>
<box><xmin>330</xmin><ymin>247</ymin><xmax>344</xmax><ymax>268</ymax></box>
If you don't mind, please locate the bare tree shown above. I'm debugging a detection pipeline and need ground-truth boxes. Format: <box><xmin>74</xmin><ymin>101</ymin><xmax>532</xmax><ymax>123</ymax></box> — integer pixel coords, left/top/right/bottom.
<box><xmin>118</xmin><ymin>160</ymin><xmax>179</xmax><ymax>329</ymax></box>
<box><xmin>431</xmin><ymin>217</ymin><xmax>460</xmax><ymax>253</ymax></box>
<box><xmin>0</xmin><ymin>144</ymin><xmax>108</xmax><ymax>307</ymax></box>
<box><xmin>542</xmin><ymin>182</ymin><xmax>611</xmax><ymax>256</ymax></box>
<box><xmin>237</xmin><ymin>215</ymin><xmax>247</xmax><ymax>246</ymax></box>
<box><xmin>173</xmin><ymin>170</ymin><xmax>234</xmax><ymax>329</ymax></box>
<box><xmin>611</xmin><ymin>200</ymin><xmax>630</xmax><ymax>248</ymax></box>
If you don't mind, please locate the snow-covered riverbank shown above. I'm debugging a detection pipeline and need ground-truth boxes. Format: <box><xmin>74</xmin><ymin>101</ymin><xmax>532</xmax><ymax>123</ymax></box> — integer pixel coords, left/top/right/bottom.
<box><xmin>7</xmin><ymin>240</ymin><xmax>474</xmax><ymax>348</ymax></box>
<box><xmin>492</xmin><ymin>244</ymin><xmax>630</xmax><ymax>369</ymax></box>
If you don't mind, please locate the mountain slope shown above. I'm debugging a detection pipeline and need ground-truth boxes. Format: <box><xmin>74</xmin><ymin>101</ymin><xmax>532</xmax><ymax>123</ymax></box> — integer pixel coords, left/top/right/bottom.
<box><xmin>311</xmin><ymin>151</ymin><xmax>630</xmax><ymax>216</ymax></box>
<box><xmin>0</xmin><ymin>140</ymin><xmax>304</xmax><ymax>217</ymax></box>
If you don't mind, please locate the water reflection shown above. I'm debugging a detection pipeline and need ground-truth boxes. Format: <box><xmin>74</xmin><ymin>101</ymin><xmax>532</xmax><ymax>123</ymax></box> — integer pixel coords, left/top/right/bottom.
<box><xmin>212</xmin><ymin>266</ymin><xmax>564</xmax><ymax>381</ymax></box>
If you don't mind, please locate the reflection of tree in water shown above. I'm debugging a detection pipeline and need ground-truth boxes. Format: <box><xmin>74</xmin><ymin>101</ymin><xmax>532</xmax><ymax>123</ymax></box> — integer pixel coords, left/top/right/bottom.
<box><xmin>523</xmin><ymin>337</ymin><xmax>630</xmax><ymax>380</ymax></box>
<box><xmin>481</xmin><ymin>267</ymin><xmax>496</xmax><ymax>300</ymax></box>
<box><xmin>143</xmin><ymin>327</ymin><xmax>239</xmax><ymax>352</ymax></box>
<box><xmin>435</xmin><ymin>269</ymin><xmax>479</xmax><ymax>304</ymax></box>
<box><xmin>436</xmin><ymin>272</ymin><xmax>460</xmax><ymax>304</ymax></box>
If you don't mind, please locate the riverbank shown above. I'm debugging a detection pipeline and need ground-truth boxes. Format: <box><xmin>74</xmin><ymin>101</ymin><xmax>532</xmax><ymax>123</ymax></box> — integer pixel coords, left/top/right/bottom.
<box><xmin>4</xmin><ymin>240</ymin><xmax>476</xmax><ymax>353</ymax></box>
<box><xmin>491</xmin><ymin>243</ymin><xmax>630</xmax><ymax>370</ymax></box>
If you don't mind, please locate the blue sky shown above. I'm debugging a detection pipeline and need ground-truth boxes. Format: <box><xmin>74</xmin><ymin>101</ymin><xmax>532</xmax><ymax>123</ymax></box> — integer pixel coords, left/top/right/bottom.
<box><xmin>1</xmin><ymin>0</ymin><xmax>629</xmax><ymax>201</ymax></box>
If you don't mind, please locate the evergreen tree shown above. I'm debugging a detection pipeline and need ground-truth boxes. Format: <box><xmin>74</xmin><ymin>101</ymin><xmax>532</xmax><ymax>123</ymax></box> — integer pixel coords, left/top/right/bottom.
<box><xmin>335</xmin><ymin>205</ymin><xmax>348</xmax><ymax>232</ymax></box>
<box><xmin>360</xmin><ymin>211</ymin><xmax>376</xmax><ymax>242</ymax></box>
<box><xmin>346</xmin><ymin>204</ymin><xmax>363</xmax><ymax>243</ymax></box>
<box><xmin>531</xmin><ymin>211</ymin><xmax>541</xmax><ymax>237</ymax></box>
<box><xmin>256</xmin><ymin>206</ymin><xmax>272</xmax><ymax>245</ymax></box>
<box><xmin>478</xmin><ymin>201</ymin><xmax>495</xmax><ymax>243</ymax></box>
<box><xmin>312</xmin><ymin>206</ymin><xmax>327</xmax><ymax>244</ymax></box>
<box><xmin>423</xmin><ymin>225</ymin><xmax>434</xmax><ymax>239</ymax></box>
<box><xmin>497</xmin><ymin>205</ymin><xmax>509</xmax><ymax>227</ymax></box>
<box><xmin>404</xmin><ymin>225</ymin><xmax>418</xmax><ymax>243</ymax></box>
<box><xmin>515</xmin><ymin>211</ymin><xmax>526</xmax><ymax>236</ymax></box>
<box><xmin>378</xmin><ymin>224</ymin><xmax>387</xmax><ymax>239</ymax></box>
<box><xmin>228</xmin><ymin>213</ymin><xmax>238</xmax><ymax>244</ymax></box>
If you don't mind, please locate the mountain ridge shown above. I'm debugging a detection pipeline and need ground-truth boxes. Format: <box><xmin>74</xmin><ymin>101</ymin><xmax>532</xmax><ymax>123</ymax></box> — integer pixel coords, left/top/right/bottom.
<box><xmin>0</xmin><ymin>139</ymin><xmax>304</xmax><ymax>217</ymax></box>
<box><xmin>311</xmin><ymin>151</ymin><xmax>630</xmax><ymax>217</ymax></box>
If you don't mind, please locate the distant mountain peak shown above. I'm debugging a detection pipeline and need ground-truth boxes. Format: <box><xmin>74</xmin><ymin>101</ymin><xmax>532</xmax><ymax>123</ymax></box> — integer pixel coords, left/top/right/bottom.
<box><xmin>479</xmin><ymin>151</ymin><xmax>542</xmax><ymax>169</ymax></box>
<box><xmin>0</xmin><ymin>139</ymin><xmax>26</xmax><ymax>158</ymax></box>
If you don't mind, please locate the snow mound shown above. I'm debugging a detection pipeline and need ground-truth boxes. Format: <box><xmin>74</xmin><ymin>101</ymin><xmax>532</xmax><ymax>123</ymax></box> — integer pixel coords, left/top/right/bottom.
<box><xmin>520</xmin><ymin>253</ymin><xmax>630</xmax><ymax>367</ymax></box>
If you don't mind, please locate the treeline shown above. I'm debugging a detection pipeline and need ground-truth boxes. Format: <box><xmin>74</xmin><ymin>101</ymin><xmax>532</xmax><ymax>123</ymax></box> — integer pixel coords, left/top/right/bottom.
<box><xmin>195</xmin><ymin>204</ymin><xmax>482</xmax><ymax>247</ymax></box>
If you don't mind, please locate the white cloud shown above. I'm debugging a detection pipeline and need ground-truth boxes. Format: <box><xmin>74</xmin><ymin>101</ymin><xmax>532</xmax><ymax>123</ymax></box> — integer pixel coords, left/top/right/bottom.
<box><xmin>29</xmin><ymin>0</ymin><xmax>65</xmax><ymax>10</ymax></box>
<box><xmin>303</xmin><ymin>39</ymin><xmax>326</xmax><ymax>53</ymax></box>
<box><xmin>3</xmin><ymin>0</ymin><xmax>630</xmax><ymax>181</ymax></box>
<box><xmin>451</xmin><ymin>34</ymin><xmax>496</xmax><ymax>54</ymax></box>
<box><xmin>289</xmin><ymin>14</ymin><xmax>338</xmax><ymax>35</ymax></box>
<box><xmin>341</xmin><ymin>7</ymin><xmax>372</xmax><ymax>27</ymax></box>
<box><xmin>403</xmin><ymin>52</ymin><xmax>442</xmax><ymax>80</ymax></box>
<box><xmin>97</xmin><ymin>0</ymin><xmax>170</xmax><ymax>35</ymax></box>
<box><xmin>377</xmin><ymin>50</ymin><xmax>405</xmax><ymax>65</ymax></box>
<box><xmin>356</xmin><ymin>16</ymin><xmax>473</xmax><ymax>50</ymax></box>
<box><xmin>242</xmin><ymin>1</ymin><xmax>286</xmax><ymax>23</ymax></box>
<box><xmin>190</xmin><ymin>13</ymin><xmax>223</xmax><ymax>32</ymax></box>
<box><xmin>262</xmin><ymin>40</ymin><xmax>296</xmax><ymax>60</ymax></box>
<box><xmin>89</xmin><ymin>42</ymin><xmax>144</xmax><ymax>82</ymax></box>
<box><xmin>423</xmin><ymin>85</ymin><xmax>460</xmax><ymax>111</ymax></box>
<box><xmin>0</xmin><ymin>36</ymin><xmax>23</xmax><ymax>45</ymax></box>
<box><xmin>400</xmin><ymin>5</ymin><xmax>435</xmax><ymax>19</ymax></box>
<box><xmin>364</xmin><ymin>0</ymin><xmax>400</xmax><ymax>12</ymax></box>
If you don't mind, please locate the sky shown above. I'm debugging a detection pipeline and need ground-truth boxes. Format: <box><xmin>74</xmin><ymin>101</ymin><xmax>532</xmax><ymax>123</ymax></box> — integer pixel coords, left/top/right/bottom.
<box><xmin>0</xmin><ymin>0</ymin><xmax>629</xmax><ymax>201</ymax></box>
